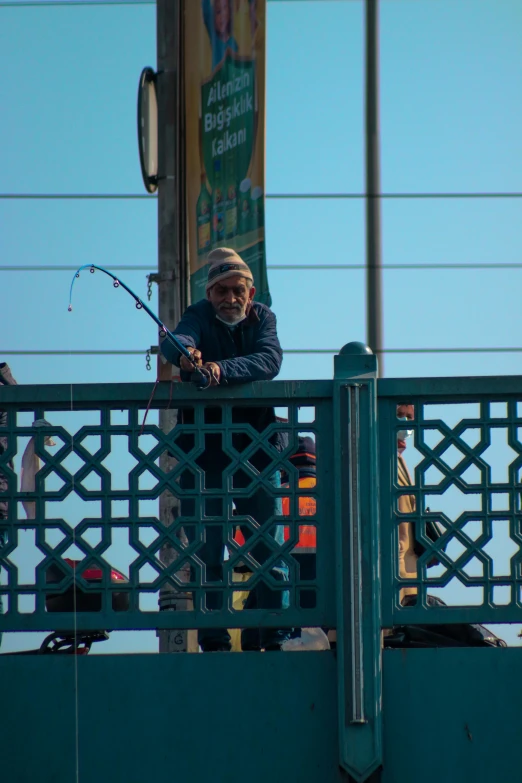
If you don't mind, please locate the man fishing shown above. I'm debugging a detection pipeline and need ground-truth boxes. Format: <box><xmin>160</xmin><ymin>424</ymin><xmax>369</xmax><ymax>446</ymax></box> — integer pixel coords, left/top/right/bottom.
<box><xmin>161</xmin><ymin>248</ymin><xmax>290</xmax><ymax>652</ymax></box>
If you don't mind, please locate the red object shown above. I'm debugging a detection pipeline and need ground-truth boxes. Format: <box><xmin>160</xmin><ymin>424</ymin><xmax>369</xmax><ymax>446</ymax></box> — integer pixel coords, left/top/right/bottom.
<box><xmin>63</xmin><ymin>558</ymin><xmax>127</xmax><ymax>583</ymax></box>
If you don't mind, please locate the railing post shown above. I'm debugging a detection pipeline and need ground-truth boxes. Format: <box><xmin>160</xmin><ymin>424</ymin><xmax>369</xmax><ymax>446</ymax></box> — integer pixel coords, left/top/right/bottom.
<box><xmin>333</xmin><ymin>342</ymin><xmax>382</xmax><ymax>781</ymax></box>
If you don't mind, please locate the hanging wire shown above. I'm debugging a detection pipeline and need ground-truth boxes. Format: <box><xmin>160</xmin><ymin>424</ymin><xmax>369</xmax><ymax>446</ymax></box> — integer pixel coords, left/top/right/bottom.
<box><xmin>68</xmin><ymin>367</ymin><xmax>80</xmax><ymax>783</ymax></box>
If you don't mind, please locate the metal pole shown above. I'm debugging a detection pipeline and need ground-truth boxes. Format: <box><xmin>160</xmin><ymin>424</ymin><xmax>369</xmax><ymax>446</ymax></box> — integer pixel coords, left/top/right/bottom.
<box><xmin>156</xmin><ymin>0</ymin><xmax>193</xmax><ymax>652</ymax></box>
<box><xmin>365</xmin><ymin>0</ymin><xmax>384</xmax><ymax>374</ymax></box>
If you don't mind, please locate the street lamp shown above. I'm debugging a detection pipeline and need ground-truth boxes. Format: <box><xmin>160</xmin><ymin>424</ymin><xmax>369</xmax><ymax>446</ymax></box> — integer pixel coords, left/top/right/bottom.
<box><xmin>137</xmin><ymin>67</ymin><xmax>159</xmax><ymax>194</ymax></box>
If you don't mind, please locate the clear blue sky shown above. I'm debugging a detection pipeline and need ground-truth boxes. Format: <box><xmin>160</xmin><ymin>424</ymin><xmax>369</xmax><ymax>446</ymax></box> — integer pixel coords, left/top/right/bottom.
<box><xmin>1</xmin><ymin>0</ymin><xmax>521</xmax><ymax>651</ymax></box>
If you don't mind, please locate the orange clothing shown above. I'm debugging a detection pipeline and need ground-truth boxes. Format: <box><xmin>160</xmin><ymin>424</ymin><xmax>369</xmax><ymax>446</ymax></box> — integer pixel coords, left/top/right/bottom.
<box><xmin>282</xmin><ymin>476</ymin><xmax>316</xmax><ymax>552</ymax></box>
<box><xmin>233</xmin><ymin>476</ymin><xmax>317</xmax><ymax>551</ymax></box>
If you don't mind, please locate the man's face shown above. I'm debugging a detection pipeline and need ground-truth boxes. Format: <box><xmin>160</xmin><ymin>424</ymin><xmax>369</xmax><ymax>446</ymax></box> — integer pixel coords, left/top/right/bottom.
<box><xmin>397</xmin><ymin>403</ymin><xmax>414</xmax><ymax>453</ymax></box>
<box><xmin>207</xmin><ymin>274</ymin><xmax>255</xmax><ymax>323</ymax></box>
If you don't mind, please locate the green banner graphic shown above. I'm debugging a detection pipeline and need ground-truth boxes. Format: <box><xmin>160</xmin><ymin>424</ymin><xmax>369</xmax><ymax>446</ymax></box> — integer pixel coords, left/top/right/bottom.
<box><xmin>185</xmin><ymin>0</ymin><xmax>269</xmax><ymax>305</ymax></box>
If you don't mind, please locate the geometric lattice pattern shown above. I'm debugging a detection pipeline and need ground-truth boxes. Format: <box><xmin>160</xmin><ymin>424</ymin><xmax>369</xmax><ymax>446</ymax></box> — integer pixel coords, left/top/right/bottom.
<box><xmin>6</xmin><ymin>379</ymin><xmax>519</xmax><ymax>634</ymax></box>
<box><xmin>0</xmin><ymin>383</ymin><xmax>335</xmax><ymax>632</ymax></box>
<box><xmin>379</xmin><ymin>394</ymin><xmax>522</xmax><ymax>625</ymax></box>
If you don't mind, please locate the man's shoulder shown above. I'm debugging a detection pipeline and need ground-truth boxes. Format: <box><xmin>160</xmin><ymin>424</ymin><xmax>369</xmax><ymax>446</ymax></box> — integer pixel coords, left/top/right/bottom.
<box><xmin>251</xmin><ymin>301</ymin><xmax>276</xmax><ymax>321</ymax></box>
<box><xmin>397</xmin><ymin>455</ymin><xmax>412</xmax><ymax>485</ymax></box>
<box><xmin>183</xmin><ymin>299</ymin><xmax>214</xmax><ymax>320</ymax></box>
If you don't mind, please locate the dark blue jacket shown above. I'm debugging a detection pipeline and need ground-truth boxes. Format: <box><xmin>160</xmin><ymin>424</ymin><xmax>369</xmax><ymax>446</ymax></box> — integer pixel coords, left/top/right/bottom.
<box><xmin>161</xmin><ymin>300</ymin><xmax>283</xmax><ymax>442</ymax></box>
<box><xmin>161</xmin><ymin>299</ymin><xmax>283</xmax><ymax>384</ymax></box>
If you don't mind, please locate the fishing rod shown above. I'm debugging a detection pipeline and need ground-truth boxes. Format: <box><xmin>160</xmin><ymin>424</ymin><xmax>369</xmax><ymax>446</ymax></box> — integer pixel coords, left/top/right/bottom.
<box><xmin>68</xmin><ymin>264</ymin><xmax>212</xmax><ymax>389</ymax></box>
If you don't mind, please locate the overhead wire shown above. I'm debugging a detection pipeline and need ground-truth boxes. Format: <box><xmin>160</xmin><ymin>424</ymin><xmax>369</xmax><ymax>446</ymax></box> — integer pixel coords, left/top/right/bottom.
<box><xmin>1</xmin><ymin>192</ymin><xmax>522</xmax><ymax>200</ymax></box>
<box><xmin>0</xmin><ymin>0</ymin><xmax>372</xmax><ymax>7</ymax></box>
<box><xmin>2</xmin><ymin>348</ymin><xmax>522</xmax><ymax>356</ymax></box>
<box><xmin>0</xmin><ymin>1</ymin><xmax>152</xmax><ymax>5</ymax></box>
<box><xmin>2</xmin><ymin>4</ymin><xmax>521</xmax><ymax>357</ymax></box>
<box><xmin>1</xmin><ymin>263</ymin><xmax>522</xmax><ymax>272</ymax></box>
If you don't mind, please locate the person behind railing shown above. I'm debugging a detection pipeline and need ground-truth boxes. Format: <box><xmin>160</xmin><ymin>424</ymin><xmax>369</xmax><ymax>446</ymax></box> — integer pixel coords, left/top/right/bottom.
<box><xmin>161</xmin><ymin>248</ymin><xmax>291</xmax><ymax>652</ymax></box>
<box><xmin>0</xmin><ymin>362</ymin><xmax>18</xmax><ymax>648</ymax></box>
<box><xmin>20</xmin><ymin>420</ymin><xmax>56</xmax><ymax>520</ymax></box>
<box><xmin>381</xmin><ymin>403</ymin><xmax>418</xmax><ymax>646</ymax></box>
<box><xmin>396</xmin><ymin>403</ymin><xmax>418</xmax><ymax>602</ymax></box>
<box><xmin>232</xmin><ymin>435</ymin><xmax>329</xmax><ymax>650</ymax></box>
<box><xmin>280</xmin><ymin>436</ymin><xmax>328</xmax><ymax>651</ymax></box>
<box><xmin>389</xmin><ymin>402</ymin><xmax>507</xmax><ymax>649</ymax></box>
<box><xmin>397</xmin><ymin>402</ymin><xmax>446</xmax><ymax>599</ymax></box>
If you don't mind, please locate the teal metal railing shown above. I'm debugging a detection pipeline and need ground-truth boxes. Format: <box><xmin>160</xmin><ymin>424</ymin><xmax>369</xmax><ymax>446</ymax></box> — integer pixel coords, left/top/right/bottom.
<box><xmin>0</xmin><ymin>348</ymin><xmax>382</xmax><ymax>781</ymax></box>
<box><xmin>0</xmin><ymin>380</ymin><xmax>336</xmax><ymax>633</ymax></box>
<box><xmin>4</xmin><ymin>352</ymin><xmax>521</xmax><ymax>781</ymax></box>
<box><xmin>378</xmin><ymin>375</ymin><xmax>522</xmax><ymax>627</ymax></box>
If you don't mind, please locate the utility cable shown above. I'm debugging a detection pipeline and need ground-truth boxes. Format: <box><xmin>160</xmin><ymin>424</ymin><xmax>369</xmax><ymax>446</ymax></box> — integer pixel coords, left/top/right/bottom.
<box><xmin>2</xmin><ymin>348</ymin><xmax>522</xmax><ymax>356</ymax></box>
<box><xmin>1</xmin><ymin>263</ymin><xmax>521</xmax><ymax>272</ymax></box>
<box><xmin>1</xmin><ymin>192</ymin><xmax>522</xmax><ymax>200</ymax></box>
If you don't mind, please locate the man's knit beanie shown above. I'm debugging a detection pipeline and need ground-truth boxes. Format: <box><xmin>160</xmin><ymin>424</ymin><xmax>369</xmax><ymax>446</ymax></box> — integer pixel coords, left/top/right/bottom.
<box><xmin>205</xmin><ymin>248</ymin><xmax>254</xmax><ymax>294</ymax></box>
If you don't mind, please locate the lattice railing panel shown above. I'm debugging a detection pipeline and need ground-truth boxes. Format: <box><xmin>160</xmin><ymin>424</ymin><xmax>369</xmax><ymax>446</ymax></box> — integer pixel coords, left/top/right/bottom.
<box><xmin>379</xmin><ymin>380</ymin><xmax>522</xmax><ymax>626</ymax></box>
<box><xmin>0</xmin><ymin>382</ymin><xmax>335</xmax><ymax>632</ymax></box>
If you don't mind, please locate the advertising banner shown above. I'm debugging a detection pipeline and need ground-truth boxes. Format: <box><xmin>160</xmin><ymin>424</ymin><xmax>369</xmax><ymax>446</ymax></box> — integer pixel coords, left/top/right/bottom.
<box><xmin>184</xmin><ymin>0</ymin><xmax>270</xmax><ymax>304</ymax></box>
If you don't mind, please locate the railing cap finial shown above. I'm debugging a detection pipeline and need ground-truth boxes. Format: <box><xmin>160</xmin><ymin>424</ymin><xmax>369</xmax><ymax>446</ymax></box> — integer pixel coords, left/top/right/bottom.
<box><xmin>339</xmin><ymin>341</ymin><xmax>373</xmax><ymax>356</ymax></box>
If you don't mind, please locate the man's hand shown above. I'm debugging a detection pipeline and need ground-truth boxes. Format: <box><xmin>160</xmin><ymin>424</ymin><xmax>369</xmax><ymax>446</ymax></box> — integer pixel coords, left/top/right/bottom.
<box><xmin>202</xmin><ymin>362</ymin><xmax>221</xmax><ymax>386</ymax></box>
<box><xmin>180</xmin><ymin>347</ymin><xmax>202</xmax><ymax>373</ymax></box>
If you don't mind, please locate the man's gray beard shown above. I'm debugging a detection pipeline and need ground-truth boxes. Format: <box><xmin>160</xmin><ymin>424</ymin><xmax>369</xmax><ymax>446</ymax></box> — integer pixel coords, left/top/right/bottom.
<box><xmin>216</xmin><ymin>308</ymin><xmax>246</xmax><ymax>325</ymax></box>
